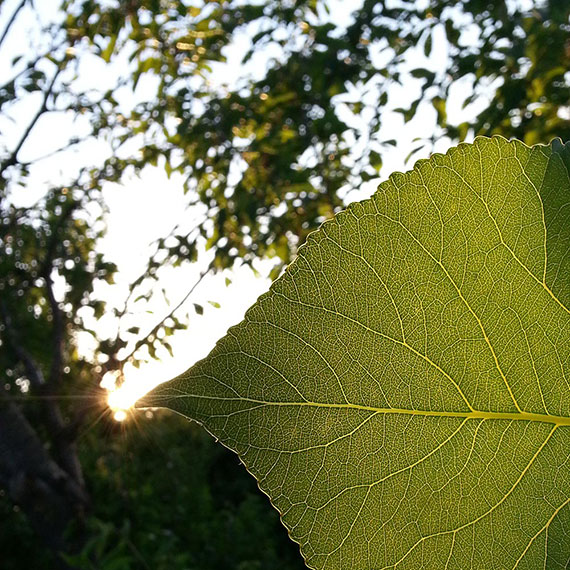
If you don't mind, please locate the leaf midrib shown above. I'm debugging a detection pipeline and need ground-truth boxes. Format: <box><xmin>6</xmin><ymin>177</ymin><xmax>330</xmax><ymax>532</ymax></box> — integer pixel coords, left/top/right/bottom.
<box><xmin>184</xmin><ymin>392</ymin><xmax>570</xmax><ymax>426</ymax></box>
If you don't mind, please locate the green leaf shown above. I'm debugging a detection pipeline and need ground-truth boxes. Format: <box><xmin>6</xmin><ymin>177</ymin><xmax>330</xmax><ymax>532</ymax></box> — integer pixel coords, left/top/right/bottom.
<box><xmin>424</xmin><ymin>32</ymin><xmax>433</xmax><ymax>58</ymax></box>
<box><xmin>193</xmin><ymin>303</ymin><xmax>203</xmax><ymax>315</ymax></box>
<box><xmin>432</xmin><ymin>95</ymin><xmax>447</xmax><ymax>125</ymax></box>
<box><xmin>369</xmin><ymin>150</ymin><xmax>382</xmax><ymax>172</ymax></box>
<box><xmin>101</xmin><ymin>35</ymin><xmax>117</xmax><ymax>63</ymax></box>
<box><xmin>140</xmin><ymin>137</ymin><xmax>570</xmax><ymax>569</ymax></box>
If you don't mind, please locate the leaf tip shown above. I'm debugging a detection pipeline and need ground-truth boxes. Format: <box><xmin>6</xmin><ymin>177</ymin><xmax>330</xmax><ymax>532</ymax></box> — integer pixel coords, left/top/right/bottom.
<box><xmin>135</xmin><ymin>381</ymin><xmax>173</xmax><ymax>410</ymax></box>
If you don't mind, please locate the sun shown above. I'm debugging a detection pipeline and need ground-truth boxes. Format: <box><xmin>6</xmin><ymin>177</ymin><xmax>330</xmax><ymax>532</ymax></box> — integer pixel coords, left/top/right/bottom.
<box><xmin>107</xmin><ymin>387</ymin><xmax>137</xmax><ymax>421</ymax></box>
<box><xmin>102</xmin><ymin>366</ymin><xmax>165</xmax><ymax>421</ymax></box>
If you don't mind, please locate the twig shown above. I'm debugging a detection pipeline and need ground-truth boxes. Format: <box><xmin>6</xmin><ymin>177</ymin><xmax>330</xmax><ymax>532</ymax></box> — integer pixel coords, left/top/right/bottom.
<box><xmin>19</xmin><ymin>135</ymin><xmax>91</xmax><ymax>166</ymax></box>
<box><xmin>120</xmin><ymin>263</ymin><xmax>213</xmax><ymax>363</ymax></box>
<box><xmin>1</xmin><ymin>63</ymin><xmax>62</xmax><ymax>174</ymax></box>
<box><xmin>0</xmin><ymin>37</ymin><xmax>68</xmax><ymax>95</ymax></box>
<box><xmin>0</xmin><ymin>0</ymin><xmax>27</xmax><ymax>49</ymax></box>
<box><xmin>115</xmin><ymin>224</ymin><xmax>202</xmax><ymax>333</ymax></box>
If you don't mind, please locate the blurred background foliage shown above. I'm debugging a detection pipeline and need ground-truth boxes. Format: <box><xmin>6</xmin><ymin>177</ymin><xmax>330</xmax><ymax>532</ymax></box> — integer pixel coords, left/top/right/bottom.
<box><xmin>1</xmin><ymin>412</ymin><xmax>306</xmax><ymax>569</ymax></box>
<box><xmin>0</xmin><ymin>0</ymin><xmax>568</xmax><ymax>567</ymax></box>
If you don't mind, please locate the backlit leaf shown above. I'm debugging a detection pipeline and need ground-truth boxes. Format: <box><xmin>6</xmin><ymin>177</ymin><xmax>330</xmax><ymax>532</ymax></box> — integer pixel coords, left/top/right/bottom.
<box><xmin>140</xmin><ymin>137</ymin><xmax>570</xmax><ymax>569</ymax></box>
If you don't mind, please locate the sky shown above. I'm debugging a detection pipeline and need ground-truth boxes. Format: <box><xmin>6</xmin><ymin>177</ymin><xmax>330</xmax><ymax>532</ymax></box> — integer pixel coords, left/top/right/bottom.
<box><xmin>0</xmin><ymin>0</ymin><xmax>487</xmax><ymax>417</ymax></box>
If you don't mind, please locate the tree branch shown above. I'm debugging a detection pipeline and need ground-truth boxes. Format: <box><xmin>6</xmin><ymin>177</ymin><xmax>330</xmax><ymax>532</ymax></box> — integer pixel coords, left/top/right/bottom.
<box><xmin>120</xmin><ymin>263</ymin><xmax>213</xmax><ymax>364</ymax></box>
<box><xmin>0</xmin><ymin>402</ymin><xmax>88</xmax><ymax>566</ymax></box>
<box><xmin>0</xmin><ymin>0</ymin><xmax>27</xmax><ymax>50</ymax></box>
<box><xmin>19</xmin><ymin>135</ymin><xmax>90</xmax><ymax>166</ymax></box>
<box><xmin>0</xmin><ymin>38</ymin><xmax>68</xmax><ymax>95</ymax></box>
<box><xmin>0</xmin><ymin>299</ymin><xmax>84</xmax><ymax>488</ymax></box>
<box><xmin>42</xmin><ymin>199</ymin><xmax>77</xmax><ymax>386</ymax></box>
<box><xmin>115</xmin><ymin>226</ymin><xmax>201</xmax><ymax>329</ymax></box>
<box><xmin>1</xmin><ymin>64</ymin><xmax>62</xmax><ymax>176</ymax></box>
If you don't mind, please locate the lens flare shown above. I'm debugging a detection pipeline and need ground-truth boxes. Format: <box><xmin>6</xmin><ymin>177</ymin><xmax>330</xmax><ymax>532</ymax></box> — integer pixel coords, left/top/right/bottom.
<box><xmin>107</xmin><ymin>385</ymin><xmax>137</xmax><ymax>412</ymax></box>
<box><xmin>103</xmin><ymin>366</ymin><xmax>166</xmax><ymax>421</ymax></box>
<box><xmin>113</xmin><ymin>409</ymin><xmax>128</xmax><ymax>422</ymax></box>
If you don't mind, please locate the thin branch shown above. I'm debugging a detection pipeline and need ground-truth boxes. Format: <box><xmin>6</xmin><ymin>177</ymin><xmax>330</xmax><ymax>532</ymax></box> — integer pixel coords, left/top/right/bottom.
<box><xmin>0</xmin><ymin>0</ymin><xmax>27</xmax><ymax>49</ymax></box>
<box><xmin>1</xmin><ymin>63</ymin><xmax>62</xmax><ymax>175</ymax></box>
<box><xmin>19</xmin><ymin>135</ymin><xmax>91</xmax><ymax>167</ymax></box>
<box><xmin>0</xmin><ymin>59</ymin><xmax>33</xmax><ymax>94</ymax></box>
<box><xmin>115</xmin><ymin>225</ymin><xmax>202</xmax><ymax>332</ymax></box>
<box><xmin>120</xmin><ymin>263</ymin><xmax>213</xmax><ymax>364</ymax></box>
<box><xmin>0</xmin><ymin>38</ymin><xmax>68</xmax><ymax>95</ymax></box>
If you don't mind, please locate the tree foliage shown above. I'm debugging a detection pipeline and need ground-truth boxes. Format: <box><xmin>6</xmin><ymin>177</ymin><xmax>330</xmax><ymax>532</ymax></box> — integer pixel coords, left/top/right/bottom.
<box><xmin>0</xmin><ymin>0</ymin><xmax>568</xmax><ymax>565</ymax></box>
<box><xmin>1</xmin><ymin>412</ymin><xmax>307</xmax><ymax>570</ymax></box>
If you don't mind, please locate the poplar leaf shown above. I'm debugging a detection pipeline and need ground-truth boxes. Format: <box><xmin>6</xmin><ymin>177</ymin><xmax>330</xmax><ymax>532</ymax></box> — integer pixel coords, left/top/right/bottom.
<box><xmin>140</xmin><ymin>137</ymin><xmax>570</xmax><ymax>569</ymax></box>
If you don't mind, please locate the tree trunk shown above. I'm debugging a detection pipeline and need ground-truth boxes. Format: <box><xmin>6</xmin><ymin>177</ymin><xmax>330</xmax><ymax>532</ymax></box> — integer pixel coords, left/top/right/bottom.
<box><xmin>0</xmin><ymin>403</ymin><xmax>89</xmax><ymax>567</ymax></box>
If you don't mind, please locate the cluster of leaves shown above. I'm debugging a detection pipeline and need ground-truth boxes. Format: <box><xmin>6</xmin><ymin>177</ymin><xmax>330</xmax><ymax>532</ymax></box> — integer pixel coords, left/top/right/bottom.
<box><xmin>0</xmin><ymin>182</ymin><xmax>115</xmax><ymax>388</ymax></box>
<box><xmin>29</xmin><ymin>0</ymin><xmax>570</xmax><ymax>273</ymax></box>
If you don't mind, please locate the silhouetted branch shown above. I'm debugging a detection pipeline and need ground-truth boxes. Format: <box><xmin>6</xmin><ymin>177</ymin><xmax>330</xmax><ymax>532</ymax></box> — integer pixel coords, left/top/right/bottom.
<box><xmin>35</xmin><ymin>199</ymin><xmax>87</xmax><ymax>488</ymax></box>
<box><xmin>121</xmin><ymin>263</ymin><xmax>213</xmax><ymax>364</ymax></box>
<box><xmin>0</xmin><ymin>0</ymin><xmax>27</xmax><ymax>49</ymax></box>
<box><xmin>115</xmin><ymin>226</ymin><xmax>202</xmax><ymax>328</ymax></box>
<box><xmin>42</xmin><ymin>200</ymin><xmax>76</xmax><ymax>386</ymax></box>
<box><xmin>19</xmin><ymin>135</ymin><xmax>91</xmax><ymax>166</ymax></box>
<box><xmin>1</xmin><ymin>64</ymin><xmax>62</xmax><ymax>175</ymax></box>
<box><xmin>0</xmin><ymin>37</ymin><xmax>68</xmax><ymax>95</ymax></box>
